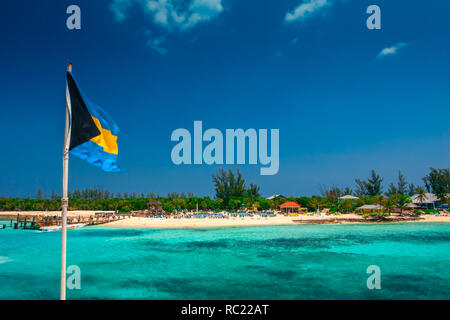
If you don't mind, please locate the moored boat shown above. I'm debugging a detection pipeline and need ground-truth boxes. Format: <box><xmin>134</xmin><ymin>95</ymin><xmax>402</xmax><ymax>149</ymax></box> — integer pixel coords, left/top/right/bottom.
<box><xmin>39</xmin><ymin>223</ymin><xmax>86</xmax><ymax>232</ymax></box>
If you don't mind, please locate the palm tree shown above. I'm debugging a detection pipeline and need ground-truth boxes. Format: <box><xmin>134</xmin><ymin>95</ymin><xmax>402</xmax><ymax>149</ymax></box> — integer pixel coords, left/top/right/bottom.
<box><xmin>382</xmin><ymin>198</ymin><xmax>395</xmax><ymax>215</ymax></box>
<box><xmin>374</xmin><ymin>195</ymin><xmax>385</xmax><ymax>206</ymax></box>
<box><xmin>310</xmin><ymin>197</ymin><xmax>327</xmax><ymax>214</ymax></box>
<box><xmin>340</xmin><ymin>199</ymin><xmax>353</xmax><ymax>213</ymax></box>
<box><xmin>310</xmin><ymin>198</ymin><xmax>320</xmax><ymax>212</ymax></box>
<box><xmin>415</xmin><ymin>187</ymin><xmax>427</xmax><ymax>204</ymax></box>
<box><xmin>394</xmin><ymin>194</ymin><xmax>412</xmax><ymax>215</ymax></box>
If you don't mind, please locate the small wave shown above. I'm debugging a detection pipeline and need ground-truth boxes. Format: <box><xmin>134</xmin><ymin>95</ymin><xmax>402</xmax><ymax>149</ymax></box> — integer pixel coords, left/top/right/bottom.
<box><xmin>0</xmin><ymin>256</ymin><xmax>12</xmax><ymax>264</ymax></box>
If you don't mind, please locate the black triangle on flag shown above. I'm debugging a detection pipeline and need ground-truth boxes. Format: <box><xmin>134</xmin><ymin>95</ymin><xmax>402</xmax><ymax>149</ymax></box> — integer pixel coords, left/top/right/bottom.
<box><xmin>66</xmin><ymin>72</ymin><xmax>101</xmax><ymax>150</ymax></box>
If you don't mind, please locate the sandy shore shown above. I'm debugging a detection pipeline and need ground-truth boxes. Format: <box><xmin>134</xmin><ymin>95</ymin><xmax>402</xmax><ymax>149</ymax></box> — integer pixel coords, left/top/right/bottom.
<box><xmin>105</xmin><ymin>215</ymin><xmax>296</xmax><ymax>228</ymax></box>
<box><xmin>1</xmin><ymin>211</ymin><xmax>449</xmax><ymax>228</ymax></box>
<box><xmin>104</xmin><ymin>214</ymin><xmax>450</xmax><ymax>228</ymax></box>
<box><xmin>410</xmin><ymin>215</ymin><xmax>450</xmax><ymax>223</ymax></box>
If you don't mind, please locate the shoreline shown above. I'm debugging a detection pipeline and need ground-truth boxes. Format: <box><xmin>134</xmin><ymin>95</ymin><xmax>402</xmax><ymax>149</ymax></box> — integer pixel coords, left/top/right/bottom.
<box><xmin>102</xmin><ymin>214</ymin><xmax>450</xmax><ymax>229</ymax></box>
<box><xmin>1</xmin><ymin>211</ymin><xmax>449</xmax><ymax>229</ymax></box>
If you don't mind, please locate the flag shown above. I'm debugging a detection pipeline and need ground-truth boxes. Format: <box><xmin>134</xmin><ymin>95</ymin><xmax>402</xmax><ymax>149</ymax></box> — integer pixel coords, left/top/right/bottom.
<box><xmin>66</xmin><ymin>70</ymin><xmax>120</xmax><ymax>172</ymax></box>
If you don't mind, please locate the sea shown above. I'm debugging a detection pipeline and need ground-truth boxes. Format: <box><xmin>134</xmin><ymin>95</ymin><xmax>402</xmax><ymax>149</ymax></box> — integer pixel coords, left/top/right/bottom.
<box><xmin>0</xmin><ymin>221</ymin><xmax>449</xmax><ymax>299</ymax></box>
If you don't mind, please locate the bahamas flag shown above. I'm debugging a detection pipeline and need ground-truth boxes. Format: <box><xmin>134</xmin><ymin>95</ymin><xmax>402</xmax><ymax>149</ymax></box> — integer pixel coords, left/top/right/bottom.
<box><xmin>66</xmin><ymin>69</ymin><xmax>120</xmax><ymax>172</ymax></box>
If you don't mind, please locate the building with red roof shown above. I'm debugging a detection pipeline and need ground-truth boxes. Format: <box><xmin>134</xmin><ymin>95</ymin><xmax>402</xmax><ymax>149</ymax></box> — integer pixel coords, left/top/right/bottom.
<box><xmin>279</xmin><ymin>201</ymin><xmax>302</xmax><ymax>214</ymax></box>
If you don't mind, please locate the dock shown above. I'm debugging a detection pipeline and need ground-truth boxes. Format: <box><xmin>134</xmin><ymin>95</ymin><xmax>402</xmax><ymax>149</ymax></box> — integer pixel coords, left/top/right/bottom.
<box><xmin>1</xmin><ymin>212</ymin><xmax>133</xmax><ymax>230</ymax></box>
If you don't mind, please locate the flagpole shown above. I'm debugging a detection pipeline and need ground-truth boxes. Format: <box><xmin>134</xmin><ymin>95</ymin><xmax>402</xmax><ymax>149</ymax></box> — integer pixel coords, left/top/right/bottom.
<box><xmin>61</xmin><ymin>62</ymin><xmax>72</xmax><ymax>300</ymax></box>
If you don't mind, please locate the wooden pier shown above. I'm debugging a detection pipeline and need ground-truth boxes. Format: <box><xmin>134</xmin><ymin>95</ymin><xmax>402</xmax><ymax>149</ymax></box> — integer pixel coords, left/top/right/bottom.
<box><xmin>2</xmin><ymin>212</ymin><xmax>132</xmax><ymax>230</ymax></box>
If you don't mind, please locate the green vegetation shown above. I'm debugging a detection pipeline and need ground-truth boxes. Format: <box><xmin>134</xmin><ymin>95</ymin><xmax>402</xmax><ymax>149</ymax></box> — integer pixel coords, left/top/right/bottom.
<box><xmin>423</xmin><ymin>168</ymin><xmax>450</xmax><ymax>203</ymax></box>
<box><xmin>355</xmin><ymin>169</ymin><xmax>383</xmax><ymax>197</ymax></box>
<box><xmin>0</xmin><ymin>167</ymin><xmax>448</xmax><ymax>213</ymax></box>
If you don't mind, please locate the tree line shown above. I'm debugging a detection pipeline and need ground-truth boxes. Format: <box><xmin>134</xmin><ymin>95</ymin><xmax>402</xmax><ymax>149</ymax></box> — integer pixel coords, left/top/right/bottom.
<box><xmin>0</xmin><ymin>167</ymin><xmax>448</xmax><ymax>213</ymax></box>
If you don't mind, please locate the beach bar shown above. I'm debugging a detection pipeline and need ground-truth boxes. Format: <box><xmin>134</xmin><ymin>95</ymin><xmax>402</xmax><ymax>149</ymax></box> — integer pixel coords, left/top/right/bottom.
<box><xmin>356</xmin><ymin>204</ymin><xmax>385</xmax><ymax>215</ymax></box>
<box><xmin>279</xmin><ymin>201</ymin><xmax>302</xmax><ymax>214</ymax></box>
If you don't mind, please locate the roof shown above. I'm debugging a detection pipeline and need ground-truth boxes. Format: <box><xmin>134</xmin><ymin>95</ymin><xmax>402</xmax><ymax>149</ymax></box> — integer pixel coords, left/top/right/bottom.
<box><xmin>410</xmin><ymin>193</ymin><xmax>438</xmax><ymax>204</ymax></box>
<box><xmin>267</xmin><ymin>194</ymin><xmax>286</xmax><ymax>200</ymax></box>
<box><xmin>339</xmin><ymin>195</ymin><xmax>359</xmax><ymax>200</ymax></box>
<box><xmin>356</xmin><ymin>204</ymin><xmax>384</xmax><ymax>210</ymax></box>
<box><xmin>279</xmin><ymin>201</ymin><xmax>301</xmax><ymax>208</ymax></box>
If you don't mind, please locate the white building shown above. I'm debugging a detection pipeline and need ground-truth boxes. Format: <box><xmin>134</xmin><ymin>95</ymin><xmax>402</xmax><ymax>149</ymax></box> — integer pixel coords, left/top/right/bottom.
<box><xmin>266</xmin><ymin>194</ymin><xmax>286</xmax><ymax>200</ymax></box>
<box><xmin>410</xmin><ymin>193</ymin><xmax>438</xmax><ymax>208</ymax></box>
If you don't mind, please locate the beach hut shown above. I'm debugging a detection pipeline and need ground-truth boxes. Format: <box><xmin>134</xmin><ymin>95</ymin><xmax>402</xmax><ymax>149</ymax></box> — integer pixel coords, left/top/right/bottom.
<box><xmin>410</xmin><ymin>193</ymin><xmax>438</xmax><ymax>209</ymax></box>
<box><xmin>279</xmin><ymin>201</ymin><xmax>302</xmax><ymax>215</ymax></box>
<box><xmin>356</xmin><ymin>204</ymin><xmax>385</xmax><ymax>215</ymax></box>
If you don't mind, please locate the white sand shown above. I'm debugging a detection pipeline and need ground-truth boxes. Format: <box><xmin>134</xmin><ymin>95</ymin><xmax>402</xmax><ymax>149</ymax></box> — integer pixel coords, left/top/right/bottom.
<box><xmin>1</xmin><ymin>211</ymin><xmax>449</xmax><ymax>228</ymax></box>
<box><xmin>412</xmin><ymin>215</ymin><xmax>450</xmax><ymax>223</ymax></box>
<box><xmin>105</xmin><ymin>215</ymin><xmax>296</xmax><ymax>228</ymax></box>
<box><xmin>104</xmin><ymin>214</ymin><xmax>450</xmax><ymax>228</ymax></box>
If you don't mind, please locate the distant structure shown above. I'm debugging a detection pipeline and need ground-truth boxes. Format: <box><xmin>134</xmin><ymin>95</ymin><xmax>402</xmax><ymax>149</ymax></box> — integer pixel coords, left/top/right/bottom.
<box><xmin>410</xmin><ymin>193</ymin><xmax>438</xmax><ymax>209</ymax></box>
<box><xmin>267</xmin><ymin>194</ymin><xmax>286</xmax><ymax>200</ymax></box>
<box><xmin>338</xmin><ymin>195</ymin><xmax>359</xmax><ymax>200</ymax></box>
<box><xmin>279</xmin><ymin>201</ymin><xmax>302</xmax><ymax>214</ymax></box>
<box><xmin>147</xmin><ymin>200</ymin><xmax>163</xmax><ymax>214</ymax></box>
<box><xmin>356</xmin><ymin>204</ymin><xmax>385</xmax><ymax>215</ymax></box>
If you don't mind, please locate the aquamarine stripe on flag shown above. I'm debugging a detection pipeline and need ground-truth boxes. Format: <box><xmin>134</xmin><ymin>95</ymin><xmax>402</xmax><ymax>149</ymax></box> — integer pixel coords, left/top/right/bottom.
<box><xmin>67</xmin><ymin>70</ymin><xmax>120</xmax><ymax>172</ymax></box>
<box><xmin>71</xmin><ymin>140</ymin><xmax>120</xmax><ymax>172</ymax></box>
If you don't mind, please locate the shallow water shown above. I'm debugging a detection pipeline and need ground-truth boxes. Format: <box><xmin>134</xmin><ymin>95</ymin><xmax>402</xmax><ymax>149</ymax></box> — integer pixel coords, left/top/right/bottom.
<box><xmin>0</xmin><ymin>222</ymin><xmax>449</xmax><ymax>299</ymax></box>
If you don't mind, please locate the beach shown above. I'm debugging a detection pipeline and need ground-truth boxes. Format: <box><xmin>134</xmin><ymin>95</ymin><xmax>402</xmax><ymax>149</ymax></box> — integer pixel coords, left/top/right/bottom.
<box><xmin>1</xmin><ymin>211</ymin><xmax>449</xmax><ymax>228</ymax></box>
<box><xmin>104</xmin><ymin>213</ymin><xmax>450</xmax><ymax>228</ymax></box>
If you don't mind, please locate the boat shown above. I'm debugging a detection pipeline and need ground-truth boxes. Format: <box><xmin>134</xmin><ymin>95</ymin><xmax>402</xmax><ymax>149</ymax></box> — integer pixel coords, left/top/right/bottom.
<box><xmin>39</xmin><ymin>223</ymin><xmax>86</xmax><ymax>232</ymax></box>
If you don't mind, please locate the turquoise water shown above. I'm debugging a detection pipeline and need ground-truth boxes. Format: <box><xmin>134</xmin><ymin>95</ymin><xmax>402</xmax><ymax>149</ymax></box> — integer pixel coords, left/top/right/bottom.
<box><xmin>0</xmin><ymin>222</ymin><xmax>449</xmax><ymax>299</ymax></box>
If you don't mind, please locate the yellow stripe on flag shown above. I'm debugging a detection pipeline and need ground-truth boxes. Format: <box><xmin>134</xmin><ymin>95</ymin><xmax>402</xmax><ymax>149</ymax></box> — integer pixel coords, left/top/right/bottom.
<box><xmin>90</xmin><ymin>116</ymin><xmax>119</xmax><ymax>155</ymax></box>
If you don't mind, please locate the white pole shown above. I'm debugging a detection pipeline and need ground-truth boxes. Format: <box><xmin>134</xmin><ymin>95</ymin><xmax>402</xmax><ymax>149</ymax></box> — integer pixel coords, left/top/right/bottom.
<box><xmin>61</xmin><ymin>62</ymin><xmax>72</xmax><ymax>300</ymax></box>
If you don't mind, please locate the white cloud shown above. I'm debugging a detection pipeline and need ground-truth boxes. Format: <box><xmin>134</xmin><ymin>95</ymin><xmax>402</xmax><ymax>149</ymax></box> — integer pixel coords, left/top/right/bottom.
<box><xmin>146</xmin><ymin>35</ymin><xmax>168</xmax><ymax>55</ymax></box>
<box><xmin>111</xmin><ymin>0</ymin><xmax>223</xmax><ymax>30</ymax></box>
<box><xmin>149</xmin><ymin>0</ymin><xmax>223</xmax><ymax>30</ymax></box>
<box><xmin>110</xmin><ymin>0</ymin><xmax>133</xmax><ymax>21</ymax></box>
<box><xmin>147</xmin><ymin>1</ymin><xmax>169</xmax><ymax>25</ymax></box>
<box><xmin>377</xmin><ymin>43</ymin><xmax>408</xmax><ymax>58</ymax></box>
<box><xmin>285</xmin><ymin>0</ymin><xmax>331</xmax><ymax>23</ymax></box>
<box><xmin>110</xmin><ymin>0</ymin><xmax>224</xmax><ymax>54</ymax></box>
<box><xmin>290</xmin><ymin>37</ymin><xmax>299</xmax><ymax>45</ymax></box>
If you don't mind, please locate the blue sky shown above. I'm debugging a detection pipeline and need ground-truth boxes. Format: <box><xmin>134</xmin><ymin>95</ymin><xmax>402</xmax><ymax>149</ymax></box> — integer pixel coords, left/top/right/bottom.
<box><xmin>0</xmin><ymin>0</ymin><xmax>449</xmax><ymax>198</ymax></box>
